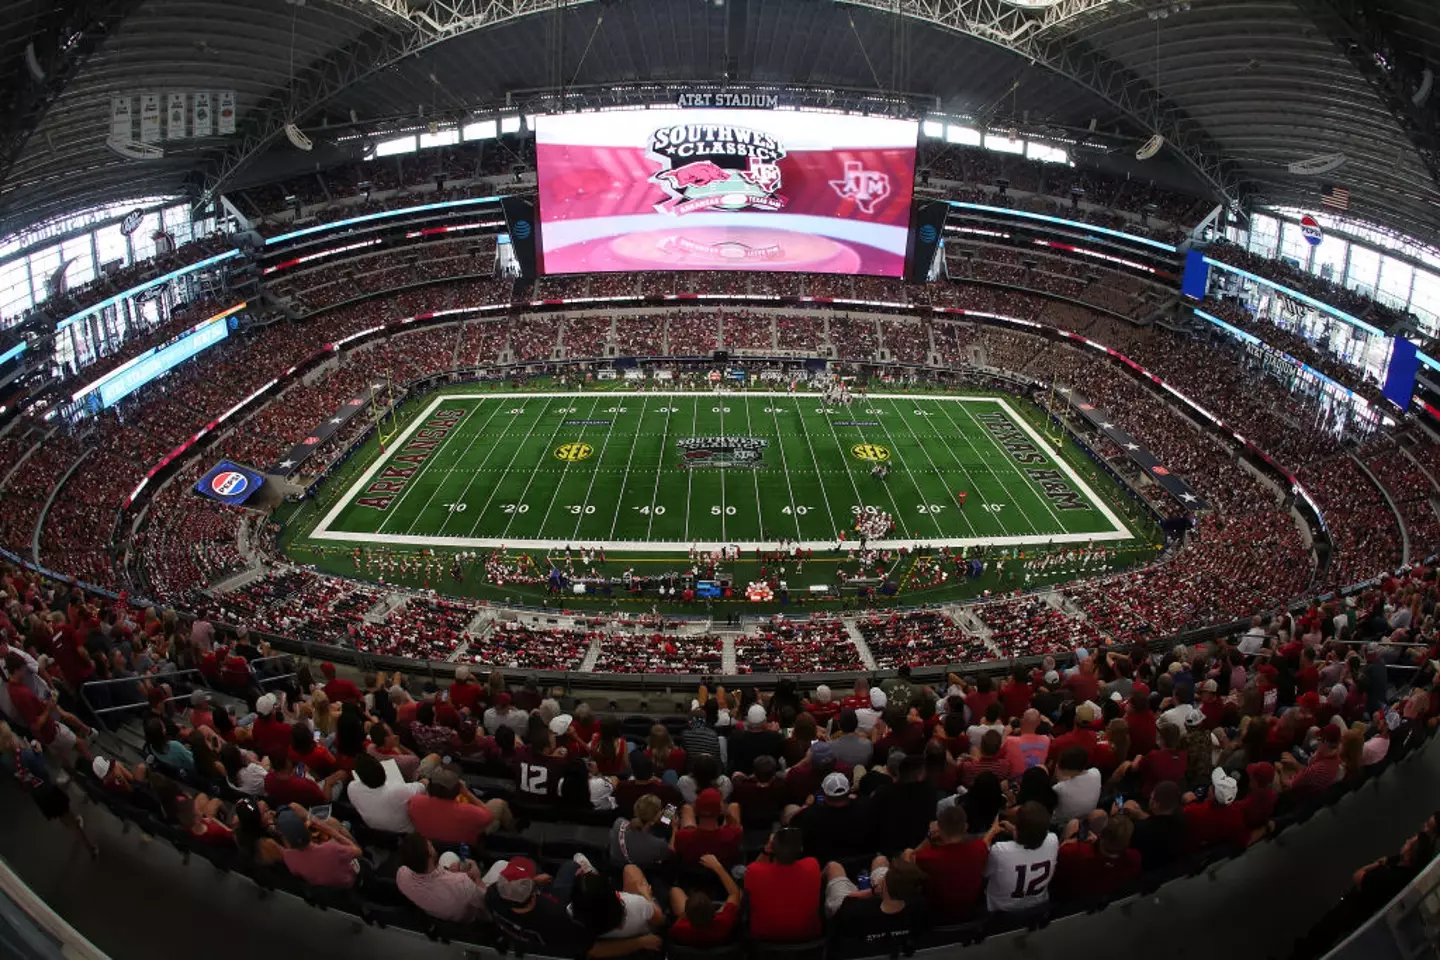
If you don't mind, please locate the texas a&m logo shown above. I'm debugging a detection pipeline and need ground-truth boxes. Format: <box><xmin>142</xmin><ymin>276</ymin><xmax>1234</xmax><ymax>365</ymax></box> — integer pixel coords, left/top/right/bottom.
<box><xmin>829</xmin><ymin>161</ymin><xmax>891</xmax><ymax>214</ymax></box>
<box><xmin>648</xmin><ymin>123</ymin><xmax>788</xmax><ymax>215</ymax></box>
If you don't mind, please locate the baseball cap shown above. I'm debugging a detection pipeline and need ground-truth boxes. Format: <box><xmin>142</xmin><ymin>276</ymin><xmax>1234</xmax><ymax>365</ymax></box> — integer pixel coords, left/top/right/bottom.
<box><xmin>1211</xmin><ymin>768</ymin><xmax>1238</xmax><ymax>805</ymax></box>
<box><xmin>92</xmin><ymin>757</ymin><xmax>111</xmax><ymax>778</ymax></box>
<box><xmin>275</xmin><ymin>810</ymin><xmax>309</xmax><ymax>846</ymax></box>
<box><xmin>1298</xmin><ymin>691</ymin><xmax>1321</xmax><ymax>710</ymax></box>
<box><xmin>495</xmin><ymin>692</ymin><xmax>512</xmax><ymax>707</ymax></box>
<box><xmin>497</xmin><ymin>858</ymin><xmax>539</xmax><ymax>902</ymax></box>
<box><xmin>695</xmin><ymin>787</ymin><xmax>724</xmax><ymax>818</ymax></box>
<box><xmin>320</xmin><ymin>662</ymin><xmax>336</xmax><ymax>678</ymax></box>
<box><xmin>1076</xmin><ymin>702</ymin><xmax>1097</xmax><ymax>725</ymax></box>
<box><xmin>454</xmin><ymin>665</ymin><xmax>472</xmax><ymax>681</ymax></box>
<box><xmin>1132</xmin><ymin>682</ymin><xmax>1150</xmax><ymax>698</ymax></box>
<box><xmin>870</xmin><ymin>688</ymin><xmax>887</xmax><ymax>710</ymax></box>
<box><xmin>1200</xmin><ymin>679</ymin><xmax>1218</xmax><ymax>694</ymax></box>
<box><xmin>814</xmin><ymin>684</ymin><xmax>832</xmax><ymax>703</ymax></box>
<box><xmin>1044</xmin><ymin>670</ymin><xmax>1060</xmax><ymax>686</ymax></box>
<box><xmin>746</xmin><ymin>704</ymin><xmax>767</xmax><ymax>727</ymax></box>
<box><xmin>1320</xmin><ymin>724</ymin><xmax>1342</xmax><ymax>745</ymax></box>
<box><xmin>428</xmin><ymin>767</ymin><xmax>461</xmax><ymax>791</ymax></box>
<box><xmin>822</xmin><ymin>771</ymin><xmax>850</xmax><ymax>798</ymax></box>
<box><xmin>190</xmin><ymin>689</ymin><xmax>211</xmax><ymax>706</ymax></box>
<box><xmin>549</xmin><ymin>714</ymin><xmax>573</xmax><ymax>736</ymax></box>
<box><xmin>810</xmin><ymin>740</ymin><xmax>835</xmax><ymax>765</ymax></box>
<box><xmin>1246</xmin><ymin>762</ymin><xmax>1275</xmax><ymax>789</ymax></box>
<box><xmin>255</xmin><ymin>693</ymin><xmax>277</xmax><ymax>716</ymax></box>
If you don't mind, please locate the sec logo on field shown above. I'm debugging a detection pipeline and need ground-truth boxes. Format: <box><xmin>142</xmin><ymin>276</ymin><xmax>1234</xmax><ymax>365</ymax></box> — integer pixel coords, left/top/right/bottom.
<box><xmin>555</xmin><ymin>442</ymin><xmax>594</xmax><ymax>461</ymax></box>
<box><xmin>211</xmin><ymin>471</ymin><xmax>249</xmax><ymax>496</ymax></box>
<box><xmin>851</xmin><ymin>443</ymin><xmax>890</xmax><ymax>462</ymax></box>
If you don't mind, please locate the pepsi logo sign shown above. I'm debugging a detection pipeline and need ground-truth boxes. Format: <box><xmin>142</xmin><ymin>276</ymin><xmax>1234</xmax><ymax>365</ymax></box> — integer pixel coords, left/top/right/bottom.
<box><xmin>1300</xmin><ymin>215</ymin><xmax>1323</xmax><ymax>246</ymax></box>
<box><xmin>210</xmin><ymin>471</ymin><xmax>249</xmax><ymax>496</ymax></box>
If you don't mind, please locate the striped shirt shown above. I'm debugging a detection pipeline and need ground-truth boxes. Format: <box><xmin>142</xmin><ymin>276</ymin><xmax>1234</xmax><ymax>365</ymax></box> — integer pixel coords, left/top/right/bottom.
<box><xmin>681</xmin><ymin>722</ymin><xmax>723</xmax><ymax>763</ymax></box>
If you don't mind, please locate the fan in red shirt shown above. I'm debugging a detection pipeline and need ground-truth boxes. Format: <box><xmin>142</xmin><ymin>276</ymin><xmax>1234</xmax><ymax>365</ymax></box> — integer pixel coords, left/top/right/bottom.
<box><xmin>1133</xmin><ymin>722</ymin><xmax>1188</xmax><ymax>799</ymax></box>
<box><xmin>669</xmin><ymin>854</ymin><xmax>743</xmax><ymax>947</ymax></box>
<box><xmin>1235</xmin><ymin>762</ymin><xmax>1277</xmax><ymax>833</ymax></box>
<box><xmin>1182</xmin><ymin>768</ymin><xmax>1249</xmax><ymax>851</ymax></box>
<box><xmin>744</xmin><ymin>828</ymin><xmax>823</xmax><ymax>942</ymax></box>
<box><xmin>1279</xmin><ymin>724</ymin><xmax>1343</xmax><ymax>799</ymax></box>
<box><xmin>910</xmin><ymin>805</ymin><xmax>988</xmax><ymax>920</ymax></box>
<box><xmin>1053</xmin><ymin>815</ymin><xmax>1142</xmax><ymax>900</ymax></box>
<box><xmin>999</xmin><ymin>668</ymin><xmax>1034</xmax><ymax>719</ymax></box>
<box><xmin>840</xmin><ymin>680</ymin><xmax>872</xmax><ymax>713</ymax></box>
<box><xmin>319</xmin><ymin>662</ymin><xmax>361</xmax><ymax>705</ymax></box>
<box><xmin>1062</xmin><ymin>656</ymin><xmax>1101</xmax><ymax>704</ymax></box>
<box><xmin>264</xmin><ymin>751</ymin><xmax>332</xmax><ymax>806</ymax></box>
<box><xmin>963</xmin><ymin>676</ymin><xmax>998</xmax><ymax>723</ymax></box>
<box><xmin>1124</xmin><ymin>684</ymin><xmax>1158</xmax><ymax>755</ymax></box>
<box><xmin>1048</xmin><ymin>702</ymin><xmax>1101</xmax><ymax>766</ymax></box>
<box><xmin>674</xmin><ymin>789</ymin><xmax>743</xmax><ymax>866</ymax></box>
<box><xmin>803</xmin><ymin>685</ymin><xmax>841</xmax><ymax>729</ymax></box>
<box><xmin>250</xmin><ymin>694</ymin><xmax>293</xmax><ymax>758</ymax></box>
<box><xmin>447</xmin><ymin>665</ymin><xmax>484</xmax><ymax>715</ymax></box>
<box><xmin>289</xmin><ymin>724</ymin><xmax>337</xmax><ymax>777</ymax></box>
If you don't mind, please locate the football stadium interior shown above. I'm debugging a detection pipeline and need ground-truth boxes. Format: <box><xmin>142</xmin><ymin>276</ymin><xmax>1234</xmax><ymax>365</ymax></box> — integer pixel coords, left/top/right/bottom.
<box><xmin>2</xmin><ymin>1</ymin><xmax>1440</xmax><ymax>958</ymax></box>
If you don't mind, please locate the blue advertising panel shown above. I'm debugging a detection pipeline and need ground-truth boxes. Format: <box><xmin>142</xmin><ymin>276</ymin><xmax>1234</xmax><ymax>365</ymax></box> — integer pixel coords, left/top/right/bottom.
<box><xmin>1181</xmin><ymin>248</ymin><xmax>1210</xmax><ymax>299</ymax></box>
<box><xmin>195</xmin><ymin>460</ymin><xmax>265</xmax><ymax>506</ymax></box>
<box><xmin>1384</xmin><ymin>337</ymin><xmax>1422</xmax><ymax>410</ymax></box>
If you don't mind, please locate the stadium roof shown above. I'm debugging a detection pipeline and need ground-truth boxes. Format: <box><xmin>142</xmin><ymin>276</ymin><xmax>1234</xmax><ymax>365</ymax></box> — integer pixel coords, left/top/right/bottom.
<box><xmin>0</xmin><ymin>0</ymin><xmax>1436</xmax><ymax>242</ymax></box>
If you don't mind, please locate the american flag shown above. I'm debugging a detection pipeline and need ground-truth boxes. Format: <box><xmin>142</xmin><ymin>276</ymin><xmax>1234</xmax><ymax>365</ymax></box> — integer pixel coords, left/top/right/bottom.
<box><xmin>1321</xmin><ymin>183</ymin><xmax>1350</xmax><ymax>211</ymax></box>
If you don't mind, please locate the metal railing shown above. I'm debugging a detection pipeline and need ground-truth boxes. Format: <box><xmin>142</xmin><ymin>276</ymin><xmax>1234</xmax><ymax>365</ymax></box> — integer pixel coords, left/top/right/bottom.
<box><xmin>78</xmin><ymin>668</ymin><xmax>209</xmax><ymax>733</ymax></box>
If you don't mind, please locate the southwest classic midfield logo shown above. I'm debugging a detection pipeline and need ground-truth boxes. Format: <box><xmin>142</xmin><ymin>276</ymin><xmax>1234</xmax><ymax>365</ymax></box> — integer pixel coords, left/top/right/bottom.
<box><xmin>677</xmin><ymin>436</ymin><xmax>769</xmax><ymax>469</ymax></box>
<box><xmin>648</xmin><ymin>123</ymin><xmax>788</xmax><ymax>215</ymax></box>
<box><xmin>211</xmin><ymin>471</ymin><xmax>249</xmax><ymax>496</ymax></box>
<box><xmin>829</xmin><ymin>161</ymin><xmax>891</xmax><ymax>214</ymax></box>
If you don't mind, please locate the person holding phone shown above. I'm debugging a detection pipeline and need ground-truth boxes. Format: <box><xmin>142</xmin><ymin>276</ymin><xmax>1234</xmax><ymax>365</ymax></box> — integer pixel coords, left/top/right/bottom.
<box><xmin>608</xmin><ymin>794</ymin><xmax>673</xmax><ymax>869</ymax></box>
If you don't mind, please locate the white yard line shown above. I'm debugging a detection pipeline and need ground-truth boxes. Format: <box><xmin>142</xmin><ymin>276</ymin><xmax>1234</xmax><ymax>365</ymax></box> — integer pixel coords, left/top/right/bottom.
<box><xmin>605</xmin><ymin>395</ymin><xmax>650</xmax><ymax>540</ymax></box>
<box><xmin>919</xmin><ymin>397</ymin><xmax>1037</xmax><ymax>536</ymax></box>
<box><xmin>862</xmin><ymin>399</ymin><xmax>947</xmax><ymax>538</ymax></box>
<box><xmin>465</xmin><ymin>396</ymin><xmax>562</xmax><ymax>537</ymax></box>
<box><xmin>741</xmin><ymin>396</ymin><xmax>767</xmax><ymax>541</ymax></box>
<box><xmin>310</xmin><ymin>391</ymin><xmax>1131</xmax><ymax>550</ymax></box>
<box><xmin>378</xmin><ymin>399</ymin><xmax>496</xmax><ymax>534</ymax></box>
<box><xmin>397</xmin><ymin>398</ymin><xmax>511</xmax><ymax>537</ymax></box>
<box><xmin>683</xmin><ymin>397</ymin><xmax>699</xmax><ymax>541</ymax></box>
<box><xmin>765</xmin><ymin>398</ymin><xmax>806</xmax><ymax>542</ymax></box>
<box><xmin>568</xmin><ymin>397</ymin><xmax>624</xmax><ymax>540</ymax></box>
<box><xmin>816</xmin><ymin>399</ymin><xmax>917</xmax><ymax>539</ymax></box>
<box><xmin>718</xmin><ymin>395</ymin><xmax>728</xmax><ymax>542</ymax></box>
<box><xmin>936</xmin><ymin>398</ymin><xmax>1052</xmax><ymax>535</ymax></box>
<box><xmin>504</xmin><ymin>396</ymin><xmax>595</xmax><ymax>540</ymax></box>
<box><xmin>786</xmin><ymin>395</ymin><xmax>841</xmax><ymax>541</ymax></box>
<box><xmin>645</xmin><ymin>399</ymin><xmax>676</xmax><ymax>541</ymax></box>
<box><xmin>992</xmin><ymin>397</ymin><xmax>1129</xmax><ymax>538</ymax></box>
<box><xmin>880</xmin><ymin>398</ymin><xmax>980</xmax><ymax>538</ymax></box>
<box><xmin>314</xmin><ymin>393</ymin><xmax>448</xmax><ymax>537</ymax></box>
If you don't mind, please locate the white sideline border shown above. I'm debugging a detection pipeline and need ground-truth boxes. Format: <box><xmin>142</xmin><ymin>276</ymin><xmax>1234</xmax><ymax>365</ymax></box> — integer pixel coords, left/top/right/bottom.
<box><xmin>309</xmin><ymin>392</ymin><xmax>1132</xmax><ymax>552</ymax></box>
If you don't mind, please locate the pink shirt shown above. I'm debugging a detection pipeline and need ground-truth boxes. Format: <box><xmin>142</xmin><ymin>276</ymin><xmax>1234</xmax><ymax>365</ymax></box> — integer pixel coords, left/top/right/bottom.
<box><xmin>1003</xmin><ymin>733</ymin><xmax>1051</xmax><ymax>772</ymax></box>
<box><xmin>282</xmin><ymin>840</ymin><xmax>359</xmax><ymax>887</ymax></box>
<box><xmin>397</xmin><ymin>866</ymin><xmax>486</xmax><ymax>922</ymax></box>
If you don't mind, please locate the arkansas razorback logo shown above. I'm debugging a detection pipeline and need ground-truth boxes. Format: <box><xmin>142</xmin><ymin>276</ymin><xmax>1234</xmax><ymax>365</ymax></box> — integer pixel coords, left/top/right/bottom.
<box><xmin>656</xmin><ymin>161</ymin><xmax>731</xmax><ymax>190</ymax></box>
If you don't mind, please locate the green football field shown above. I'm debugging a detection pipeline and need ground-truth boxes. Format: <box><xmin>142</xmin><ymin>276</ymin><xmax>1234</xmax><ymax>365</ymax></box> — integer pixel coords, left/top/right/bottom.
<box><xmin>306</xmin><ymin>389</ymin><xmax>1132</xmax><ymax>552</ymax></box>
